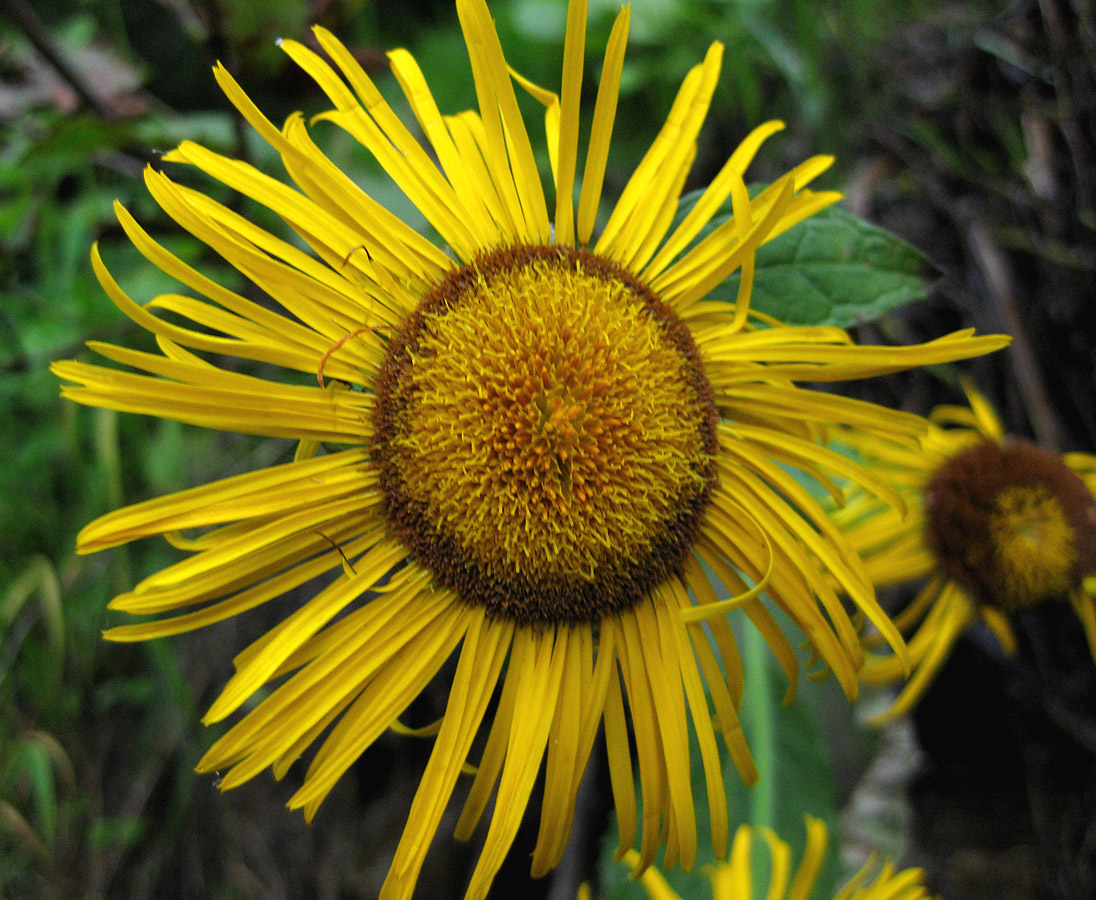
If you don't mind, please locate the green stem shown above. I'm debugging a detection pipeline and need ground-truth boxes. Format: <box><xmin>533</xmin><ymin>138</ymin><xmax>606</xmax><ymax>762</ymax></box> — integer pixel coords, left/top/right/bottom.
<box><xmin>744</xmin><ymin>622</ymin><xmax>776</xmax><ymax>832</ymax></box>
<box><xmin>94</xmin><ymin>408</ymin><xmax>131</xmax><ymax>593</ymax></box>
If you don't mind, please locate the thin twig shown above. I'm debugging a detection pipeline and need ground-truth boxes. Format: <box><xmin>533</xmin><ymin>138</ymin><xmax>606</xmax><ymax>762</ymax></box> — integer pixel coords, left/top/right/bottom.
<box><xmin>0</xmin><ymin>0</ymin><xmax>116</xmax><ymax>119</ymax></box>
<box><xmin>1038</xmin><ymin>0</ymin><xmax>1096</xmax><ymax>219</ymax></box>
<box><xmin>967</xmin><ymin>221</ymin><xmax>1063</xmax><ymax>451</ymax></box>
<box><xmin>188</xmin><ymin>0</ymin><xmax>250</xmax><ymax>165</ymax></box>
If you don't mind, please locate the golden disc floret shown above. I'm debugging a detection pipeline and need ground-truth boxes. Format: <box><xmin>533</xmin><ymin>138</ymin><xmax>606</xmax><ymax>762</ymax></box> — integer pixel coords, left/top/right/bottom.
<box><xmin>924</xmin><ymin>437</ymin><xmax>1096</xmax><ymax>610</ymax></box>
<box><xmin>373</xmin><ymin>245</ymin><xmax>718</xmax><ymax>623</ymax></box>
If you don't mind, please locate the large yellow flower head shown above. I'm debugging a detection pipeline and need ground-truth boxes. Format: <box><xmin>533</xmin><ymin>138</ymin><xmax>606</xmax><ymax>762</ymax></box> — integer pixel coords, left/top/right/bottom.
<box><xmin>53</xmin><ymin>1</ymin><xmax>1007</xmax><ymax>897</ymax></box>
<box><xmin>588</xmin><ymin>817</ymin><xmax>937</xmax><ymax>900</ymax></box>
<box><xmin>835</xmin><ymin>385</ymin><xmax>1096</xmax><ymax>723</ymax></box>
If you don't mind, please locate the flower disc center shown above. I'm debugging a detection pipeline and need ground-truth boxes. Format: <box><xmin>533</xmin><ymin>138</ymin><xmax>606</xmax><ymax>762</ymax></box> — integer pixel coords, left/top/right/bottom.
<box><xmin>924</xmin><ymin>437</ymin><xmax>1096</xmax><ymax>610</ymax></box>
<box><xmin>372</xmin><ymin>245</ymin><xmax>718</xmax><ymax>623</ymax></box>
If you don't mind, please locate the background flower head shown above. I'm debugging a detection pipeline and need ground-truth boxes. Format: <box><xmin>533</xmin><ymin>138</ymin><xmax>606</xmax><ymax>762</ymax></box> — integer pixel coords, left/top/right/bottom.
<box><xmin>591</xmin><ymin>817</ymin><xmax>937</xmax><ymax>900</ymax></box>
<box><xmin>834</xmin><ymin>384</ymin><xmax>1096</xmax><ymax>723</ymax></box>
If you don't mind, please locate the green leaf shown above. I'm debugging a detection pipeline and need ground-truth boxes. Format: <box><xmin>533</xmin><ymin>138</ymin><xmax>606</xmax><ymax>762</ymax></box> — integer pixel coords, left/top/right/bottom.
<box><xmin>677</xmin><ymin>191</ymin><xmax>932</xmax><ymax>328</ymax></box>
<box><xmin>2</xmin><ymin>735</ymin><xmax>63</xmax><ymax>848</ymax></box>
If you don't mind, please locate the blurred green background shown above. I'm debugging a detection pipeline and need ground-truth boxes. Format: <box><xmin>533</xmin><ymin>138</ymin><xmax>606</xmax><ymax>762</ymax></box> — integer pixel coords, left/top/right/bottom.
<box><xmin>3</xmin><ymin>0</ymin><xmax>1095</xmax><ymax>898</ymax></box>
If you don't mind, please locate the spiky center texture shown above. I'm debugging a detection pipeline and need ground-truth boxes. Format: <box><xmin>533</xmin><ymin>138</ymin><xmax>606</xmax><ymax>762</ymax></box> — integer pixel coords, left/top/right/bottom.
<box><xmin>925</xmin><ymin>437</ymin><xmax>1096</xmax><ymax>610</ymax></box>
<box><xmin>372</xmin><ymin>245</ymin><xmax>718</xmax><ymax>624</ymax></box>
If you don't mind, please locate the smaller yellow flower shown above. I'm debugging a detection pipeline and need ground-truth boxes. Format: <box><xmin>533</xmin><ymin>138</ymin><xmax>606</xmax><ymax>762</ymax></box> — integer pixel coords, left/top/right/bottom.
<box><xmin>833</xmin><ymin>385</ymin><xmax>1096</xmax><ymax>722</ymax></box>
<box><xmin>585</xmin><ymin>816</ymin><xmax>936</xmax><ymax>900</ymax></box>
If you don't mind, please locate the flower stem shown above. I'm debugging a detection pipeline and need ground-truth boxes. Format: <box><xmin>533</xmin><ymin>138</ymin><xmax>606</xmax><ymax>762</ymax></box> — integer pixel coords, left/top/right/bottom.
<box><xmin>744</xmin><ymin>621</ymin><xmax>776</xmax><ymax>831</ymax></box>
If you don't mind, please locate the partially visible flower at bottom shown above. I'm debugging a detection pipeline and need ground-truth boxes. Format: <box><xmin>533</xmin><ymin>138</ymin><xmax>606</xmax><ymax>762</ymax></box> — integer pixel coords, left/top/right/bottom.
<box><xmin>583</xmin><ymin>816</ymin><xmax>938</xmax><ymax>900</ymax></box>
<box><xmin>833</xmin><ymin>385</ymin><xmax>1096</xmax><ymax>722</ymax></box>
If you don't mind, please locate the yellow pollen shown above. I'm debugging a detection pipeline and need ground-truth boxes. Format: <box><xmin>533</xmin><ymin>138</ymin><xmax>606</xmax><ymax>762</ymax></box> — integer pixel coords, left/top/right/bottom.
<box><xmin>989</xmin><ymin>485</ymin><xmax>1076</xmax><ymax>608</ymax></box>
<box><xmin>373</xmin><ymin>245</ymin><xmax>717</xmax><ymax>623</ymax></box>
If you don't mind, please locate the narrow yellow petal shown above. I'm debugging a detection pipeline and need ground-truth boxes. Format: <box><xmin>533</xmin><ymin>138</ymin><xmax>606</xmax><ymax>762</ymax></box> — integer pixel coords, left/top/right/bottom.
<box><xmin>446</xmin><ymin>111</ymin><xmax>523</xmax><ymax>235</ymax></box>
<box><xmin>280</xmin><ymin>36</ymin><xmax>481</xmax><ymax>260</ymax></box>
<box><xmin>980</xmin><ymin>605</ymin><xmax>1018</xmax><ymax>654</ymax></box>
<box><xmin>531</xmin><ymin>625</ymin><xmax>585</xmax><ymax>876</ymax></box>
<box><xmin>105</xmin><ymin>212</ymin><xmax>359</xmax><ymax>377</ymax></box>
<box><xmin>663</xmin><ymin>580</ymin><xmax>729</xmax><ymax>859</ymax></box>
<box><xmin>103</xmin><ymin>535</ymin><xmax>375</xmax><ymax>640</ymax></box>
<box><xmin>553</xmin><ymin>0</ymin><xmax>587</xmax><ymax>246</ymax></box>
<box><xmin>1070</xmin><ymin>588</ymin><xmax>1096</xmax><ymax>661</ymax></box>
<box><xmin>654</xmin><ymin>173</ymin><xmax>794</xmax><ymax>309</ymax></box>
<box><xmin>603</xmin><ymin>657</ymin><xmax>637</xmax><ymax>859</ymax></box>
<box><xmin>623</xmin><ymin>848</ymin><xmax>684</xmax><ymax>900</ymax></box>
<box><xmin>388</xmin><ymin>47</ymin><xmax>501</xmax><ymax>246</ymax></box>
<box><xmin>959</xmin><ymin>378</ymin><xmax>1006</xmax><ymax>440</ymax></box>
<box><xmin>204</xmin><ymin>583</ymin><xmax>447</xmax><ymax>782</ymax></box>
<box><xmin>288</xmin><ymin>601</ymin><xmax>468</xmax><ymax>812</ymax></box>
<box><xmin>464</xmin><ymin>627</ymin><xmax>566</xmax><ymax>900</ymax></box>
<box><xmin>597</xmin><ymin>44</ymin><xmax>723</xmax><ymax>263</ymax></box>
<box><xmin>576</xmin><ymin>5</ymin><xmax>630</xmax><ymax>244</ymax></box>
<box><xmin>453</xmin><ymin>638</ymin><xmax>522</xmax><ymax>840</ymax></box>
<box><xmin>627</xmin><ymin>142</ymin><xmax>697</xmax><ymax>274</ymax></box>
<box><xmin>644</xmin><ymin>596</ymin><xmax>698</xmax><ymax>869</ymax></box>
<box><xmin>507</xmin><ymin>66</ymin><xmax>560</xmax><ymax>186</ymax></box>
<box><xmin>382</xmin><ymin>612</ymin><xmax>512</xmax><ymax>900</ymax></box>
<box><xmin>80</xmin><ymin>448</ymin><xmax>369</xmax><ymax>550</ymax></box>
<box><xmin>869</xmin><ymin>587</ymin><xmax>976</xmax><ymax>725</ymax></box>
<box><xmin>787</xmin><ymin>816</ymin><xmax>828</xmax><ymax>900</ymax></box>
<box><xmin>706</xmin><ymin>329</ymin><xmax>1013</xmax><ymax>383</ymax></box>
<box><xmin>615</xmin><ymin>606</ymin><xmax>670</xmax><ymax>871</ymax></box>
<box><xmin>211</xmin><ymin>63</ymin><xmax>448</xmax><ymax>286</ymax></box>
<box><xmin>114</xmin><ymin>518</ymin><xmax>381</xmax><ymax>617</ymax></box>
<box><xmin>643</xmin><ymin>120</ymin><xmax>786</xmax><ymax>280</ymax></box>
<box><xmin>760</xmin><ymin>827</ymin><xmax>792</xmax><ymax>900</ymax></box>
<box><xmin>456</xmin><ymin>0</ymin><xmax>549</xmax><ymax>242</ymax></box>
<box><xmin>54</xmin><ymin>356</ymin><xmax>371</xmax><ymax>444</ymax></box>
<box><xmin>680</xmin><ymin>557</ymin><xmax>743</xmax><ymax>709</ymax></box>
<box><xmin>724</xmin><ymin>422</ymin><xmax>906</xmax><ymax>515</ymax></box>
<box><xmin>203</xmin><ymin>540</ymin><xmax>407</xmax><ymax>723</ymax></box>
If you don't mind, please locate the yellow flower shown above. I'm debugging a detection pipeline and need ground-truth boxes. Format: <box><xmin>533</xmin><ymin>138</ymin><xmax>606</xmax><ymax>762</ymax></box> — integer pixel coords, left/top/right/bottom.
<box><xmin>586</xmin><ymin>817</ymin><xmax>937</xmax><ymax>900</ymax></box>
<box><xmin>53</xmin><ymin>1</ymin><xmax>1006</xmax><ymax>897</ymax></box>
<box><xmin>835</xmin><ymin>385</ymin><xmax>1096</xmax><ymax>723</ymax></box>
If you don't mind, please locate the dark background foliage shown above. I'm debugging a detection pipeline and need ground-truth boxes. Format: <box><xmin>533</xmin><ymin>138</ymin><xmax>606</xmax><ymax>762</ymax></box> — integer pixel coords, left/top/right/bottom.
<box><xmin>2</xmin><ymin>0</ymin><xmax>1094</xmax><ymax>897</ymax></box>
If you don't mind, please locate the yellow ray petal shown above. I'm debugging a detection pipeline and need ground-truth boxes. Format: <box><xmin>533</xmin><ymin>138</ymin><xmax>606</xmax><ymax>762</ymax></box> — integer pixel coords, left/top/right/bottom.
<box><xmin>663</xmin><ymin>580</ymin><xmax>729</xmax><ymax>859</ymax></box>
<box><xmin>464</xmin><ymin>626</ymin><xmax>566</xmax><ymax>899</ymax></box>
<box><xmin>382</xmin><ymin>612</ymin><xmax>512</xmax><ymax>900</ymax></box>
<box><xmin>576</xmin><ymin>4</ymin><xmax>630</xmax><ymax>244</ymax></box>
<box><xmin>453</xmin><ymin>639</ymin><xmax>522</xmax><ymax>840</ymax></box>
<box><xmin>553</xmin><ymin>0</ymin><xmax>587</xmax><ymax>246</ymax></box>
<box><xmin>653</xmin><ymin>173</ymin><xmax>795</xmax><ymax>309</ymax></box>
<box><xmin>869</xmin><ymin>586</ymin><xmax>976</xmax><ymax>725</ymax></box>
<box><xmin>643</xmin><ymin>120</ymin><xmax>786</xmax><ymax>281</ymax></box>
<box><xmin>54</xmin><ymin>356</ymin><xmax>371</xmax><ymax>444</ymax></box>
<box><xmin>206</xmin><ymin>583</ymin><xmax>451</xmax><ymax>785</ymax></box>
<box><xmin>104</xmin><ymin>535</ymin><xmax>376</xmax><ymax>640</ymax></box>
<box><xmin>387</xmin><ymin>48</ymin><xmax>501</xmax><ymax>246</ymax></box>
<box><xmin>456</xmin><ymin>0</ymin><xmax>549</xmax><ymax>242</ymax></box>
<box><xmin>203</xmin><ymin>539</ymin><xmax>408</xmax><ymax>722</ymax></box>
<box><xmin>288</xmin><ymin>601</ymin><xmax>469</xmax><ymax>812</ymax></box>
<box><xmin>597</xmin><ymin>43</ymin><xmax>722</xmax><ymax>264</ymax></box>
<box><xmin>209</xmin><ymin>61</ymin><xmax>447</xmax><ymax>283</ymax></box>
<box><xmin>787</xmin><ymin>816</ymin><xmax>828</xmax><ymax>900</ymax></box>
<box><xmin>615</xmin><ymin>605</ymin><xmax>675</xmax><ymax>871</ymax></box>
<box><xmin>603</xmin><ymin>654</ymin><xmax>637</xmax><ymax>859</ymax></box>
<box><xmin>83</xmin><ymin>445</ymin><xmax>369</xmax><ymax>548</ymax></box>
<box><xmin>445</xmin><ymin>110</ymin><xmax>523</xmax><ymax>235</ymax></box>
<box><xmin>508</xmin><ymin>66</ymin><xmax>561</xmax><ymax>189</ymax></box>
<box><xmin>279</xmin><ymin>35</ymin><xmax>481</xmax><ymax>261</ymax></box>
